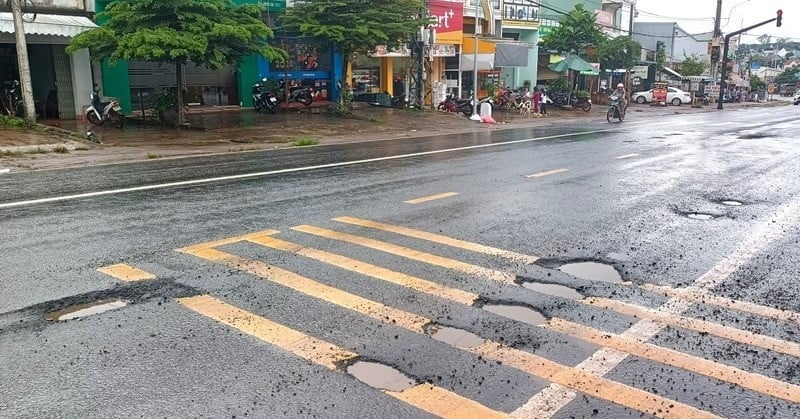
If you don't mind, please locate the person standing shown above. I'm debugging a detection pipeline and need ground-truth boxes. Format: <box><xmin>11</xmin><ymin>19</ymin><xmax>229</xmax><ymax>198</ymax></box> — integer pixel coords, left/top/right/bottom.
<box><xmin>539</xmin><ymin>88</ymin><xmax>548</xmax><ymax>116</ymax></box>
<box><xmin>532</xmin><ymin>88</ymin><xmax>541</xmax><ymax>116</ymax></box>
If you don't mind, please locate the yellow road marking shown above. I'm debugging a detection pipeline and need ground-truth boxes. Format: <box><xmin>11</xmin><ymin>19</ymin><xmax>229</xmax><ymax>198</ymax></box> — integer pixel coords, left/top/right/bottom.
<box><xmin>179</xmin><ymin>242</ymin><xmax>717</xmax><ymax>418</ymax></box>
<box><xmin>404</xmin><ymin>192</ymin><xmax>459</xmax><ymax>204</ymax></box>
<box><xmin>179</xmin><ymin>295</ymin><xmax>507</xmax><ymax>418</ymax></box>
<box><xmin>179</xmin><ymin>245</ymin><xmax>430</xmax><ymax>333</ymax></box>
<box><xmin>641</xmin><ymin>284</ymin><xmax>800</xmax><ymax>324</ymax></box>
<box><xmin>543</xmin><ymin>318</ymin><xmax>800</xmax><ymax>404</ymax></box>
<box><xmin>177</xmin><ymin>230</ymin><xmax>280</xmax><ymax>255</ymax></box>
<box><xmin>245</xmin><ymin>234</ymin><xmax>478</xmax><ymax>305</ymax></box>
<box><xmin>291</xmin><ymin>225</ymin><xmax>516</xmax><ymax>284</ymax></box>
<box><xmin>585</xmin><ymin>298</ymin><xmax>800</xmax><ymax>358</ymax></box>
<box><xmin>333</xmin><ymin>216</ymin><xmax>539</xmax><ymax>264</ymax></box>
<box><xmin>96</xmin><ymin>263</ymin><xmax>155</xmax><ymax>282</ymax></box>
<box><xmin>525</xmin><ymin>168</ymin><xmax>569</xmax><ymax>178</ymax></box>
<box><xmin>615</xmin><ymin>153</ymin><xmax>640</xmax><ymax>159</ymax></box>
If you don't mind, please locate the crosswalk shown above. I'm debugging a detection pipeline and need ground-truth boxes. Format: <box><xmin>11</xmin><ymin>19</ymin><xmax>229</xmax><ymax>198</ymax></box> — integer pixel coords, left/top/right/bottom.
<box><xmin>154</xmin><ymin>215</ymin><xmax>800</xmax><ymax>418</ymax></box>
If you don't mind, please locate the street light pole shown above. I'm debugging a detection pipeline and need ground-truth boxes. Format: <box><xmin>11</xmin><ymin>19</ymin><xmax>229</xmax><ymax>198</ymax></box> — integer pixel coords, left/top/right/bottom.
<box><xmin>469</xmin><ymin>1</ymin><xmax>481</xmax><ymax>121</ymax></box>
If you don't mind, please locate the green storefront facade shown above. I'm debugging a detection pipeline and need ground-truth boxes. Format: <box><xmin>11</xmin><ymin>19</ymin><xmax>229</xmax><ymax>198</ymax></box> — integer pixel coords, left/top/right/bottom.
<box><xmin>95</xmin><ymin>0</ymin><xmax>285</xmax><ymax>114</ymax></box>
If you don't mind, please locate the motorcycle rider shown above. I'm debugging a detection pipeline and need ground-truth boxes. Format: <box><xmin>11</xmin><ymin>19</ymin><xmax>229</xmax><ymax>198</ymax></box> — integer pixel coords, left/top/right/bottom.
<box><xmin>613</xmin><ymin>83</ymin><xmax>627</xmax><ymax>115</ymax></box>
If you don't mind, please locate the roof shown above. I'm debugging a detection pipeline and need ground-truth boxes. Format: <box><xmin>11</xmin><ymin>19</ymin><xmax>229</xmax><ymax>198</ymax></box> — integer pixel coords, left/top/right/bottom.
<box><xmin>0</xmin><ymin>13</ymin><xmax>97</xmax><ymax>37</ymax></box>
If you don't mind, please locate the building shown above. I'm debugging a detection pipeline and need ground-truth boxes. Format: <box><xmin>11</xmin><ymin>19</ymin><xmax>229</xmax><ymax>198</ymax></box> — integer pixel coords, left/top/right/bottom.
<box><xmin>0</xmin><ymin>0</ymin><xmax>97</xmax><ymax>119</ymax></box>
<box><xmin>633</xmin><ymin>22</ymin><xmax>709</xmax><ymax>66</ymax></box>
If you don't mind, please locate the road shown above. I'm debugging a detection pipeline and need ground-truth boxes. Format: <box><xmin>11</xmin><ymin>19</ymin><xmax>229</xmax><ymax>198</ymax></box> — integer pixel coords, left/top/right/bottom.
<box><xmin>2</xmin><ymin>106</ymin><xmax>800</xmax><ymax>418</ymax></box>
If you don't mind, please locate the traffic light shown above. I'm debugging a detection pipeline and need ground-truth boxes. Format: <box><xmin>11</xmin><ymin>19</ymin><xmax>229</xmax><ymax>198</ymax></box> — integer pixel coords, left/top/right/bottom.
<box><xmin>777</xmin><ymin>9</ymin><xmax>782</xmax><ymax>27</ymax></box>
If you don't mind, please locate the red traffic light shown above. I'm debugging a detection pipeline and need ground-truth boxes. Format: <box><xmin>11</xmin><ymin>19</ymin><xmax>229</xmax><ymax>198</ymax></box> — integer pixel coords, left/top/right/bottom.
<box><xmin>777</xmin><ymin>9</ymin><xmax>783</xmax><ymax>27</ymax></box>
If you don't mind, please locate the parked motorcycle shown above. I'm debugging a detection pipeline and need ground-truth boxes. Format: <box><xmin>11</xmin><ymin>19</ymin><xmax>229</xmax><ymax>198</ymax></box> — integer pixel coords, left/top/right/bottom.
<box><xmin>86</xmin><ymin>88</ymin><xmax>124</xmax><ymax>128</ymax></box>
<box><xmin>552</xmin><ymin>92</ymin><xmax>592</xmax><ymax>112</ymax></box>
<box><xmin>277</xmin><ymin>82</ymin><xmax>313</xmax><ymax>106</ymax></box>
<box><xmin>252</xmin><ymin>80</ymin><xmax>278</xmax><ymax>114</ymax></box>
<box><xmin>606</xmin><ymin>94</ymin><xmax>625</xmax><ymax>122</ymax></box>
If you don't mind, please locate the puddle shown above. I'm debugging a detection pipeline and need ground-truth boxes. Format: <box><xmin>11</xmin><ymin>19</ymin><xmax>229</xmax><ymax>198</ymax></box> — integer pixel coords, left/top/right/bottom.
<box><xmin>721</xmin><ymin>200</ymin><xmax>743</xmax><ymax>206</ymax></box>
<box><xmin>483</xmin><ymin>304</ymin><xmax>546</xmax><ymax>325</ymax></box>
<box><xmin>686</xmin><ymin>213</ymin><xmax>715</xmax><ymax>220</ymax></box>
<box><xmin>522</xmin><ymin>282</ymin><xmax>583</xmax><ymax>300</ymax></box>
<box><xmin>428</xmin><ymin>325</ymin><xmax>485</xmax><ymax>348</ymax></box>
<box><xmin>46</xmin><ymin>299</ymin><xmax>128</xmax><ymax>321</ymax></box>
<box><xmin>347</xmin><ymin>361</ymin><xmax>415</xmax><ymax>392</ymax></box>
<box><xmin>559</xmin><ymin>262</ymin><xmax>622</xmax><ymax>283</ymax></box>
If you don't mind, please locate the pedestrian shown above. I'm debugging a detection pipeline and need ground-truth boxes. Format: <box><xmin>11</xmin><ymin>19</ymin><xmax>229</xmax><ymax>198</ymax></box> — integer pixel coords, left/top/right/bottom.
<box><xmin>532</xmin><ymin>88</ymin><xmax>541</xmax><ymax>116</ymax></box>
<box><xmin>539</xmin><ymin>88</ymin><xmax>548</xmax><ymax>116</ymax></box>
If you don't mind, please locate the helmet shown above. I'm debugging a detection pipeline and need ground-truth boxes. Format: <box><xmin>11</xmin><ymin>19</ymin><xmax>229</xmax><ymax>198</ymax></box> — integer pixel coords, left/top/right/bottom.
<box><xmin>617</xmin><ymin>83</ymin><xmax>624</xmax><ymax>88</ymax></box>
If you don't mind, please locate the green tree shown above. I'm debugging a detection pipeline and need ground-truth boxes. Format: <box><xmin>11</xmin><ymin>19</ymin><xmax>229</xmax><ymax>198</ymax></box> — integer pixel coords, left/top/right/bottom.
<box><xmin>655</xmin><ymin>41</ymin><xmax>666</xmax><ymax>75</ymax></box>
<box><xmin>67</xmin><ymin>0</ymin><xmax>284</xmax><ymax>125</ymax></box>
<box><xmin>540</xmin><ymin>4</ymin><xmax>606</xmax><ymax>57</ymax></box>
<box><xmin>680</xmin><ymin>54</ymin><xmax>708</xmax><ymax>77</ymax></box>
<box><xmin>597</xmin><ymin>36</ymin><xmax>641</xmax><ymax>71</ymax></box>
<box><xmin>278</xmin><ymin>0</ymin><xmax>427</xmax><ymax>109</ymax></box>
<box><xmin>749</xmin><ymin>74</ymin><xmax>765</xmax><ymax>91</ymax></box>
<box><xmin>775</xmin><ymin>67</ymin><xmax>800</xmax><ymax>85</ymax></box>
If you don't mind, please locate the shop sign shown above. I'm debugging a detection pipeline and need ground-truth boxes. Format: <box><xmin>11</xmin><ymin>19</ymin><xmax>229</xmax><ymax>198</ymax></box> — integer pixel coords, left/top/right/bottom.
<box><xmin>371</xmin><ymin>45</ymin><xmax>412</xmax><ymax>58</ymax></box>
<box><xmin>429</xmin><ymin>0</ymin><xmax>464</xmax><ymax>45</ymax></box>
<box><xmin>429</xmin><ymin>44</ymin><xmax>457</xmax><ymax>57</ymax></box>
<box><xmin>653</xmin><ymin>81</ymin><xmax>668</xmax><ymax>103</ymax></box>
<box><xmin>502</xmin><ymin>0</ymin><xmax>539</xmax><ymax>22</ymax></box>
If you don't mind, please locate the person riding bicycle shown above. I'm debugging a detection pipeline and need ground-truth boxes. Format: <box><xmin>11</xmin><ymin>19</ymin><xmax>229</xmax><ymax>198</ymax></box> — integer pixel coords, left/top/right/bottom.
<box><xmin>612</xmin><ymin>83</ymin><xmax>627</xmax><ymax>115</ymax></box>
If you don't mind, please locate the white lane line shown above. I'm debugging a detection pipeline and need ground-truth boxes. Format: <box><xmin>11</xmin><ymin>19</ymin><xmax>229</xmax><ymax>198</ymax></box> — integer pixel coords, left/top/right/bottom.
<box><xmin>514</xmin><ymin>198</ymin><xmax>800</xmax><ymax>418</ymax></box>
<box><xmin>709</xmin><ymin>122</ymin><xmax>736</xmax><ymax>127</ymax></box>
<box><xmin>0</xmin><ymin>127</ymin><xmax>639</xmax><ymax>210</ymax></box>
<box><xmin>615</xmin><ymin>153</ymin><xmax>640</xmax><ymax>159</ymax></box>
<box><xmin>525</xmin><ymin>168</ymin><xmax>570</xmax><ymax>178</ymax></box>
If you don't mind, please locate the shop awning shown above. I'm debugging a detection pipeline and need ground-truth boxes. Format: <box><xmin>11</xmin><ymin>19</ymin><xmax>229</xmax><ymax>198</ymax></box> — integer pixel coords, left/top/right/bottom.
<box><xmin>0</xmin><ymin>13</ymin><xmax>97</xmax><ymax>38</ymax></box>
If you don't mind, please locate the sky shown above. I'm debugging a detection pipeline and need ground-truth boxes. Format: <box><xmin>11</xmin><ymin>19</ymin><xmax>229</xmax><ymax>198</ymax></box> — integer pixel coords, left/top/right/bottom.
<box><xmin>634</xmin><ymin>0</ymin><xmax>798</xmax><ymax>44</ymax></box>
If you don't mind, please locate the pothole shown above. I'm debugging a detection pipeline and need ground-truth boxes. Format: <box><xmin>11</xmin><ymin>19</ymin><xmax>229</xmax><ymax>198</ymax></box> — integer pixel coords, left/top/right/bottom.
<box><xmin>427</xmin><ymin>325</ymin><xmax>485</xmax><ymax>348</ymax></box>
<box><xmin>686</xmin><ymin>212</ymin><xmax>715</xmax><ymax>220</ymax></box>
<box><xmin>522</xmin><ymin>282</ymin><xmax>584</xmax><ymax>300</ymax></box>
<box><xmin>483</xmin><ymin>304</ymin><xmax>546</xmax><ymax>325</ymax></box>
<box><xmin>720</xmin><ymin>200</ymin><xmax>743</xmax><ymax>206</ymax></box>
<box><xmin>347</xmin><ymin>361</ymin><xmax>415</xmax><ymax>392</ymax></box>
<box><xmin>46</xmin><ymin>299</ymin><xmax>128</xmax><ymax>322</ymax></box>
<box><xmin>559</xmin><ymin>262</ymin><xmax>622</xmax><ymax>283</ymax></box>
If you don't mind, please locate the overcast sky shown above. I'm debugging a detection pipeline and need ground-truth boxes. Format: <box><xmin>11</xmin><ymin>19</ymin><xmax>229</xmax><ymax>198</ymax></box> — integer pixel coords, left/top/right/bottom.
<box><xmin>634</xmin><ymin>0</ymin><xmax>797</xmax><ymax>44</ymax></box>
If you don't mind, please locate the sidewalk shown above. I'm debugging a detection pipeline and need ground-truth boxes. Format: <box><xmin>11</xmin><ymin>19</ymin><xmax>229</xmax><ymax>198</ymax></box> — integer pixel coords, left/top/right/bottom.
<box><xmin>0</xmin><ymin>99</ymin><xmax>790</xmax><ymax>172</ymax></box>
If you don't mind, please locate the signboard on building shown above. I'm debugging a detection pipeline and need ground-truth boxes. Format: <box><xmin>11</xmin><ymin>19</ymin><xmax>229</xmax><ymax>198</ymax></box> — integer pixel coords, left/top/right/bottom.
<box><xmin>429</xmin><ymin>0</ymin><xmax>464</xmax><ymax>45</ymax></box>
<box><xmin>502</xmin><ymin>0</ymin><xmax>539</xmax><ymax>23</ymax></box>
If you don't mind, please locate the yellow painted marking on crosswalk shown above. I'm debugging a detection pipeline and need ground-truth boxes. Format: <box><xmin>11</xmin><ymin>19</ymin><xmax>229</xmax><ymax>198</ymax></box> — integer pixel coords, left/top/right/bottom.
<box><xmin>176</xmin><ymin>230</ymin><xmax>280</xmax><ymax>255</ymax></box>
<box><xmin>469</xmin><ymin>341</ymin><xmax>718</xmax><ymax>419</ymax></box>
<box><xmin>585</xmin><ymin>297</ymin><xmax>800</xmax><ymax>358</ymax></box>
<box><xmin>390</xmin><ymin>384</ymin><xmax>510</xmax><ymax>418</ymax></box>
<box><xmin>178</xmin><ymin>294</ymin><xmax>357</xmax><ymax>369</ymax></box>
<box><xmin>525</xmin><ymin>168</ymin><xmax>570</xmax><ymax>178</ymax></box>
<box><xmin>179</xmin><ymin>295</ymin><xmax>506</xmax><ymax>418</ymax></box>
<box><xmin>333</xmin><ymin>216</ymin><xmax>539</xmax><ymax>264</ymax></box>
<box><xmin>96</xmin><ymin>263</ymin><xmax>155</xmax><ymax>282</ymax></box>
<box><xmin>291</xmin><ymin>225</ymin><xmax>516</xmax><ymax>284</ymax></box>
<box><xmin>179</xmin><ymin>246</ymin><xmax>430</xmax><ymax>333</ymax></box>
<box><xmin>543</xmin><ymin>318</ymin><xmax>800</xmax><ymax>404</ymax></box>
<box><xmin>245</xmin><ymin>234</ymin><xmax>478</xmax><ymax>306</ymax></box>
<box><xmin>615</xmin><ymin>153</ymin><xmax>640</xmax><ymax>160</ymax></box>
<box><xmin>641</xmin><ymin>284</ymin><xmax>800</xmax><ymax>324</ymax></box>
<box><xmin>404</xmin><ymin>192</ymin><xmax>459</xmax><ymax>204</ymax></box>
<box><xmin>178</xmin><ymin>241</ymin><xmax>717</xmax><ymax>418</ymax></box>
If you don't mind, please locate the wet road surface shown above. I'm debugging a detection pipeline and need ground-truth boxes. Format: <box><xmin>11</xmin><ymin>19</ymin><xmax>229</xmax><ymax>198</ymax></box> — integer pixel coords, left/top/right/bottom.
<box><xmin>2</xmin><ymin>107</ymin><xmax>800</xmax><ymax>417</ymax></box>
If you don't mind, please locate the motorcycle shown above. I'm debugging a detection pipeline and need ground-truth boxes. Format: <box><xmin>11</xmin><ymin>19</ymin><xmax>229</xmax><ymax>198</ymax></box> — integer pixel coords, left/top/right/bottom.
<box><xmin>606</xmin><ymin>94</ymin><xmax>625</xmax><ymax>122</ymax></box>
<box><xmin>277</xmin><ymin>82</ymin><xmax>313</xmax><ymax>106</ymax></box>
<box><xmin>86</xmin><ymin>88</ymin><xmax>124</xmax><ymax>128</ymax></box>
<box><xmin>252</xmin><ymin>80</ymin><xmax>278</xmax><ymax>114</ymax></box>
<box><xmin>552</xmin><ymin>92</ymin><xmax>592</xmax><ymax>112</ymax></box>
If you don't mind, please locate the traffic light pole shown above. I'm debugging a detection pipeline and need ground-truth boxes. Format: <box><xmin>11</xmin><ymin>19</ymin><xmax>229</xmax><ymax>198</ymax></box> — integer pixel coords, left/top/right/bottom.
<box><xmin>717</xmin><ymin>12</ymin><xmax>782</xmax><ymax>110</ymax></box>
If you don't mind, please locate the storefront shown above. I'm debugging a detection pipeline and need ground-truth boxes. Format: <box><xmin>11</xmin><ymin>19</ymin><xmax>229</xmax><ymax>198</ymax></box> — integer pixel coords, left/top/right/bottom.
<box><xmin>498</xmin><ymin>0</ymin><xmax>539</xmax><ymax>90</ymax></box>
<box><xmin>258</xmin><ymin>36</ymin><xmax>336</xmax><ymax>103</ymax></box>
<box><xmin>0</xmin><ymin>13</ymin><xmax>96</xmax><ymax>119</ymax></box>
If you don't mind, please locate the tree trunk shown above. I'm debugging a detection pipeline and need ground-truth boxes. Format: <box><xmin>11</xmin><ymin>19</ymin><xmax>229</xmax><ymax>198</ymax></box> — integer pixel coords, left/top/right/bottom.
<box><xmin>10</xmin><ymin>0</ymin><xmax>36</xmax><ymax>124</ymax></box>
<box><xmin>176</xmin><ymin>62</ymin><xmax>186</xmax><ymax>126</ymax></box>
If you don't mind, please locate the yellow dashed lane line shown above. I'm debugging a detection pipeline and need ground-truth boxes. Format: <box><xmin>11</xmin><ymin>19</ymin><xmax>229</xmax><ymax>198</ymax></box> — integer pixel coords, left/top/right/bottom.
<box><xmin>525</xmin><ymin>168</ymin><xmax>570</xmax><ymax>178</ymax></box>
<box><xmin>404</xmin><ymin>192</ymin><xmax>459</xmax><ymax>204</ymax></box>
<box><xmin>96</xmin><ymin>263</ymin><xmax>155</xmax><ymax>282</ymax></box>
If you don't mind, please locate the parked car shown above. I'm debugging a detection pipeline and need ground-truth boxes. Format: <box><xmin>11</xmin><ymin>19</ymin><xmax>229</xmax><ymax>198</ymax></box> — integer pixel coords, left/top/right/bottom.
<box><xmin>632</xmin><ymin>87</ymin><xmax>692</xmax><ymax>106</ymax></box>
<box><xmin>793</xmin><ymin>91</ymin><xmax>800</xmax><ymax>105</ymax></box>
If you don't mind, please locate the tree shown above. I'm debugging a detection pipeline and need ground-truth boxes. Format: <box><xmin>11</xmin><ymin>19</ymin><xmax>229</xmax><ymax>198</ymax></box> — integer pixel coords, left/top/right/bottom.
<box><xmin>655</xmin><ymin>41</ymin><xmax>666</xmax><ymax>75</ymax></box>
<box><xmin>597</xmin><ymin>36</ymin><xmax>641</xmax><ymax>71</ymax></box>
<box><xmin>278</xmin><ymin>0</ymin><xmax>427</xmax><ymax>107</ymax></box>
<box><xmin>66</xmin><ymin>0</ymin><xmax>284</xmax><ymax>126</ymax></box>
<box><xmin>775</xmin><ymin>67</ymin><xmax>800</xmax><ymax>85</ymax></box>
<box><xmin>540</xmin><ymin>4</ymin><xmax>605</xmax><ymax>58</ymax></box>
<box><xmin>681</xmin><ymin>54</ymin><xmax>708</xmax><ymax>77</ymax></box>
<box><xmin>749</xmin><ymin>74</ymin><xmax>765</xmax><ymax>91</ymax></box>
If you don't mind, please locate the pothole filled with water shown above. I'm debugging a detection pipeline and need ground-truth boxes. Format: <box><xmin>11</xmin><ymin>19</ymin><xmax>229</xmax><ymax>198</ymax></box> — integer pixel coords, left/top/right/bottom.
<box><xmin>483</xmin><ymin>304</ymin><xmax>546</xmax><ymax>326</ymax></box>
<box><xmin>522</xmin><ymin>282</ymin><xmax>584</xmax><ymax>300</ymax></box>
<box><xmin>46</xmin><ymin>299</ymin><xmax>128</xmax><ymax>322</ymax></box>
<box><xmin>427</xmin><ymin>325</ymin><xmax>484</xmax><ymax>348</ymax></box>
<box><xmin>721</xmin><ymin>200</ymin><xmax>743</xmax><ymax>206</ymax></box>
<box><xmin>686</xmin><ymin>213</ymin><xmax>715</xmax><ymax>220</ymax></box>
<box><xmin>559</xmin><ymin>262</ymin><xmax>622</xmax><ymax>283</ymax></box>
<box><xmin>347</xmin><ymin>361</ymin><xmax>415</xmax><ymax>392</ymax></box>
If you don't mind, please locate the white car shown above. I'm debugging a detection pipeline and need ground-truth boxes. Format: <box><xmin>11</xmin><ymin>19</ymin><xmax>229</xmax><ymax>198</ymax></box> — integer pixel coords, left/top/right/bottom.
<box><xmin>793</xmin><ymin>91</ymin><xmax>800</xmax><ymax>105</ymax></box>
<box><xmin>632</xmin><ymin>87</ymin><xmax>692</xmax><ymax>106</ymax></box>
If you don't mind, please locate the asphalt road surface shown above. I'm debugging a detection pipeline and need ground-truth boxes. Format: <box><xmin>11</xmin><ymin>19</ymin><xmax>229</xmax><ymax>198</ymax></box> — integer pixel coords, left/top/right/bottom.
<box><xmin>2</xmin><ymin>106</ymin><xmax>800</xmax><ymax>418</ymax></box>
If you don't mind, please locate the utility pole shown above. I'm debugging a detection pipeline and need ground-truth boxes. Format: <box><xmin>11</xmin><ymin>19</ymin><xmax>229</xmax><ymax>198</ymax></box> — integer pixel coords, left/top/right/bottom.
<box><xmin>711</xmin><ymin>0</ymin><xmax>723</xmax><ymax>80</ymax></box>
<box><xmin>9</xmin><ymin>0</ymin><xmax>36</xmax><ymax>124</ymax></box>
